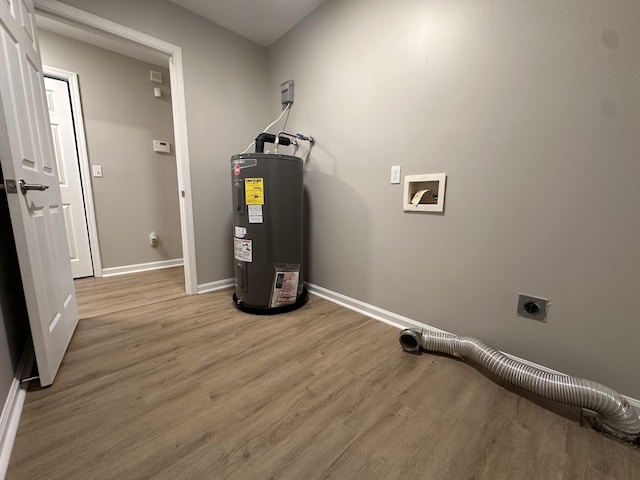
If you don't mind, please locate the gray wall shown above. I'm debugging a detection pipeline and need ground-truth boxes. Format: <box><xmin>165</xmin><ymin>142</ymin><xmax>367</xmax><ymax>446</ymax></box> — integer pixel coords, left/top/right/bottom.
<box><xmin>268</xmin><ymin>0</ymin><xmax>640</xmax><ymax>399</ymax></box>
<box><xmin>39</xmin><ymin>30</ymin><xmax>182</xmax><ymax>269</ymax></box>
<box><xmin>56</xmin><ymin>0</ymin><xmax>270</xmax><ymax>281</ymax></box>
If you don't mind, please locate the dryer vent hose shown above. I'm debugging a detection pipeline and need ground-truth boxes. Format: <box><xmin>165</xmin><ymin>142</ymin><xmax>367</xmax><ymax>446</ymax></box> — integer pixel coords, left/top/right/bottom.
<box><xmin>399</xmin><ymin>328</ymin><xmax>640</xmax><ymax>442</ymax></box>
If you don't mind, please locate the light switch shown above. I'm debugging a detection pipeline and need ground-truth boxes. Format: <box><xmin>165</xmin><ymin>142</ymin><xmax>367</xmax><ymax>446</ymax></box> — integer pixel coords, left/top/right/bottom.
<box><xmin>390</xmin><ymin>165</ymin><xmax>401</xmax><ymax>184</ymax></box>
<box><xmin>92</xmin><ymin>165</ymin><xmax>103</xmax><ymax>178</ymax></box>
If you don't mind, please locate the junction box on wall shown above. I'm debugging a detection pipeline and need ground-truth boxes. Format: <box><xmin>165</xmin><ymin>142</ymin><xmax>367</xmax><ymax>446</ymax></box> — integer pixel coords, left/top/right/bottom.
<box><xmin>281</xmin><ymin>79</ymin><xmax>294</xmax><ymax>106</ymax></box>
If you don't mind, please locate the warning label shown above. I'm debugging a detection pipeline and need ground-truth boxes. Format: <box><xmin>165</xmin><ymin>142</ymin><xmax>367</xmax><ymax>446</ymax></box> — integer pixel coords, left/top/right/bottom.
<box><xmin>245</xmin><ymin>178</ymin><xmax>264</xmax><ymax>205</ymax></box>
<box><xmin>248</xmin><ymin>205</ymin><xmax>263</xmax><ymax>224</ymax></box>
<box><xmin>270</xmin><ymin>270</ymin><xmax>300</xmax><ymax>307</ymax></box>
<box><xmin>234</xmin><ymin>238</ymin><xmax>252</xmax><ymax>262</ymax></box>
<box><xmin>234</xmin><ymin>226</ymin><xmax>246</xmax><ymax>238</ymax></box>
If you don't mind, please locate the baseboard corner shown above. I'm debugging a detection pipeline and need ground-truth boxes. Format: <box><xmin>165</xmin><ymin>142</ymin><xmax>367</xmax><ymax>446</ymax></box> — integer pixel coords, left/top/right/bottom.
<box><xmin>197</xmin><ymin>278</ymin><xmax>234</xmax><ymax>294</ymax></box>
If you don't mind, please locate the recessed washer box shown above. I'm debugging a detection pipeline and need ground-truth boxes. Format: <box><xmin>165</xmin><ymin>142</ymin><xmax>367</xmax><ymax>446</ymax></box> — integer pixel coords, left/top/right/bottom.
<box><xmin>403</xmin><ymin>173</ymin><xmax>446</xmax><ymax>213</ymax></box>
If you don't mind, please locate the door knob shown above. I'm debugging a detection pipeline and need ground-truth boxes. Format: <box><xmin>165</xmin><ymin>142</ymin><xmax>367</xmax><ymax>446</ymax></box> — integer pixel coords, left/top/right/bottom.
<box><xmin>20</xmin><ymin>179</ymin><xmax>49</xmax><ymax>195</ymax></box>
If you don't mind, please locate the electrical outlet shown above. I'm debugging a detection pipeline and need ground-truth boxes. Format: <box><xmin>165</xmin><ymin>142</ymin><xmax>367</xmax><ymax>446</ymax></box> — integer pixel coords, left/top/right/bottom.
<box><xmin>390</xmin><ymin>165</ymin><xmax>401</xmax><ymax>184</ymax></box>
<box><xmin>517</xmin><ymin>294</ymin><xmax>549</xmax><ymax>322</ymax></box>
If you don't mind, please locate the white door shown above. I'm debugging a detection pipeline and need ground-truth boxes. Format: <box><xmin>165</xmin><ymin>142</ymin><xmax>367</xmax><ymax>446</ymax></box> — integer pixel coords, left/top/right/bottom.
<box><xmin>0</xmin><ymin>0</ymin><xmax>79</xmax><ymax>386</ymax></box>
<box><xmin>44</xmin><ymin>76</ymin><xmax>93</xmax><ymax>278</ymax></box>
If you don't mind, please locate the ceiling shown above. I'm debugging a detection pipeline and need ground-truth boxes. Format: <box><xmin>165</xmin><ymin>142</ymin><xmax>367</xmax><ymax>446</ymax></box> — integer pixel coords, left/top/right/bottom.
<box><xmin>168</xmin><ymin>0</ymin><xmax>328</xmax><ymax>46</ymax></box>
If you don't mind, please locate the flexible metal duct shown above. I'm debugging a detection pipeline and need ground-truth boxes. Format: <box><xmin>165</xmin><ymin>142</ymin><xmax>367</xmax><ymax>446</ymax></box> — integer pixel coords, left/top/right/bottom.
<box><xmin>399</xmin><ymin>328</ymin><xmax>640</xmax><ymax>443</ymax></box>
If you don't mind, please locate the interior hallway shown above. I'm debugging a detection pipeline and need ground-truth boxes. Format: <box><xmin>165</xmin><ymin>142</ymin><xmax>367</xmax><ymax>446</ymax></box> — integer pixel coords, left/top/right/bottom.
<box><xmin>7</xmin><ymin>267</ymin><xmax>640</xmax><ymax>479</ymax></box>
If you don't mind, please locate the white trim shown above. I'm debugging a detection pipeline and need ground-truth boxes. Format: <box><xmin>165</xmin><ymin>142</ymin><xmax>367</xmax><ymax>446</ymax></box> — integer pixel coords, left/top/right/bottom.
<box><xmin>35</xmin><ymin>0</ymin><xmax>198</xmax><ymax>294</ymax></box>
<box><xmin>168</xmin><ymin>51</ymin><xmax>197</xmax><ymax>295</ymax></box>
<box><xmin>0</xmin><ymin>343</ymin><xmax>34</xmax><ymax>480</ymax></box>
<box><xmin>102</xmin><ymin>258</ymin><xmax>183</xmax><ymax>277</ymax></box>
<box><xmin>306</xmin><ymin>282</ymin><xmax>451</xmax><ymax>334</ymax></box>
<box><xmin>305</xmin><ymin>282</ymin><xmax>640</xmax><ymax>416</ymax></box>
<box><xmin>197</xmin><ymin>278</ymin><xmax>235</xmax><ymax>294</ymax></box>
<box><xmin>43</xmin><ymin>66</ymin><xmax>103</xmax><ymax>277</ymax></box>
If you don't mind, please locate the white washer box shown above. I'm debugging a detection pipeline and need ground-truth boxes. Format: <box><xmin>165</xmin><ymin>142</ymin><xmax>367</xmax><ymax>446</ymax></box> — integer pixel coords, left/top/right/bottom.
<box><xmin>403</xmin><ymin>173</ymin><xmax>447</xmax><ymax>213</ymax></box>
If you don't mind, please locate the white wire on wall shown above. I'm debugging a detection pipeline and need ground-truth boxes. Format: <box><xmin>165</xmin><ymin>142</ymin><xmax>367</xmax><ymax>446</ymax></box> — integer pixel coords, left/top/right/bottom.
<box><xmin>241</xmin><ymin>103</ymin><xmax>292</xmax><ymax>154</ymax></box>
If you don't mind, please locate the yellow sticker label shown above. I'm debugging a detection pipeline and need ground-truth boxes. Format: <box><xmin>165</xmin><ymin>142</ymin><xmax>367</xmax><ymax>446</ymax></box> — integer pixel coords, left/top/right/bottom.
<box><xmin>245</xmin><ymin>178</ymin><xmax>264</xmax><ymax>205</ymax></box>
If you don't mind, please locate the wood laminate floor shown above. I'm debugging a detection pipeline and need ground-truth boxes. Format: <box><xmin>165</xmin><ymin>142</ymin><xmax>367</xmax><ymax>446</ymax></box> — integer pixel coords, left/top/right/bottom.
<box><xmin>7</xmin><ymin>267</ymin><xmax>640</xmax><ymax>479</ymax></box>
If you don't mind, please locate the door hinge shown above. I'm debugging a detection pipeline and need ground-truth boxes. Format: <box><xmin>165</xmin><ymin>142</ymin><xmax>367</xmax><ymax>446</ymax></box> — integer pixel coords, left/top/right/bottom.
<box><xmin>3</xmin><ymin>179</ymin><xmax>17</xmax><ymax>193</ymax></box>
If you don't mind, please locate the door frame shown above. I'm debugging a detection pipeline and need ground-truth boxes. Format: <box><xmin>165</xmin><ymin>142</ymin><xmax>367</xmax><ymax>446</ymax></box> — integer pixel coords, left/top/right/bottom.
<box><xmin>35</xmin><ymin>0</ymin><xmax>199</xmax><ymax>294</ymax></box>
<box><xmin>43</xmin><ymin>66</ymin><xmax>101</xmax><ymax>277</ymax></box>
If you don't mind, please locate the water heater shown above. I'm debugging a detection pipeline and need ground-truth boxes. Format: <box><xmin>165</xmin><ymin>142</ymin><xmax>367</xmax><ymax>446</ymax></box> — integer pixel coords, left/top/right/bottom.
<box><xmin>231</xmin><ymin>152</ymin><xmax>307</xmax><ymax>313</ymax></box>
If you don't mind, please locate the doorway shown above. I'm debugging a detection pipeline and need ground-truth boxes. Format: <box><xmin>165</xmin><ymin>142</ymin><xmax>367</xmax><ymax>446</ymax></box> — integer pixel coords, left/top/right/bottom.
<box><xmin>41</xmin><ymin>43</ymin><xmax>181</xmax><ymax>280</ymax></box>
<box><xmin>34</xmin><ymin>2</ymin><xmax>198</xmax><ymax>294</ymax></box>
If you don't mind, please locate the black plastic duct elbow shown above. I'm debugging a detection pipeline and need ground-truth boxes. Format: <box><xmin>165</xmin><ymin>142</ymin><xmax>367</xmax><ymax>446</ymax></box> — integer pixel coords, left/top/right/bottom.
<box><xmin>255</xmin><ymin>133</ymin><xmax>291</xmax><ymax>153</ymax></box>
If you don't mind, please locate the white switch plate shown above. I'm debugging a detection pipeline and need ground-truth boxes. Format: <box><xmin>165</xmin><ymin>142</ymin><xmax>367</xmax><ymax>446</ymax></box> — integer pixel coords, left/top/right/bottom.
<box><xmin>390</xmin><ymin>165</ymin><xmax>401</xmax><ymax>184</ymax></box>
<box><xmin>92</xmin><ymin>165</ymin><xmax>103</xmax><ymax>178</ymax></box>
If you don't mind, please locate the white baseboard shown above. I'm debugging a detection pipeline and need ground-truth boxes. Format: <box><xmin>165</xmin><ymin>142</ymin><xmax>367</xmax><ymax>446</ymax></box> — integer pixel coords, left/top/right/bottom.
<box><xmin>197</xmin><ymin>278</ymin><xmax>234</xmax><ymax>294</ymax></box>
<box><xmin>0</xmin><ymin>342</ymin><xmax>33</xmax><ymax>480</ymax></box>
<box><xmin>305</xmin><ymin>282</ymin><xmax>640</xmax><ymax>416</ymax></box>
<box><xmin>101</xmin><ymin>259</ymin><xmax>183</xmax><ymax>277</ymax></box>
<box><xmin>306</xmin><ymin>283</ymin><xmax>451</xmax><ymax>333</ymax></box>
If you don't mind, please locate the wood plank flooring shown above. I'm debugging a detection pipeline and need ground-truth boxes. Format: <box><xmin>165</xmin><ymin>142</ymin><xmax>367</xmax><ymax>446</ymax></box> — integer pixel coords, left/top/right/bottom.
<box><xmin>7</xmin><ymin>267</ymin><xmax>640</xmax><ymax>479</ymax></box>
